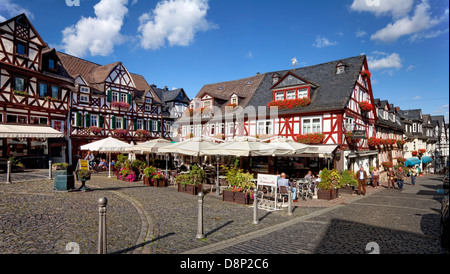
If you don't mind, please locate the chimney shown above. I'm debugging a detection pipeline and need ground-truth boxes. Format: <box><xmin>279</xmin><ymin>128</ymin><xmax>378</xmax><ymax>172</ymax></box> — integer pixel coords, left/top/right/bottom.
<box><xmin>256</xmin><ymin>72</ymin><xmax>260</xmax><ymax>75</ymax></box>
<box><xmin>164</xmin><ymin>86</ymin><xmax>168</xmax><ymax>91</ymax></box>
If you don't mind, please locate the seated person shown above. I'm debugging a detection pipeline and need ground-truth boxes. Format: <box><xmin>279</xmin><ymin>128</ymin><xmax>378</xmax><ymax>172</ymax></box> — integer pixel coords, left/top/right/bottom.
<box><xmin>278</xmin><ymin>173</ymin><xmax>297</xmax><ymax>202</ymax></box>
<box><xmin>304</xmin><ymin>170</ymin><xmax>314</xmax><ymax>181</ymax></box>
<box><xmin>98</xmin><ymin>159</ymin><xmax>107</xmax><ymax>167</ymax></box>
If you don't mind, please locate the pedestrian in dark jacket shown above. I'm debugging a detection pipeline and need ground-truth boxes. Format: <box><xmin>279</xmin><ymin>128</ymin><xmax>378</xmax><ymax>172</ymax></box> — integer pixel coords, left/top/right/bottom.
<box><xmin>395</xmin><ymin>167</ymin><xmax>407</xmax><ymax>190</ymax></box>
<box><xmin>356</xmin><ymin>166</ymin><xmax>367</xmax><ymax>195</ymax></box>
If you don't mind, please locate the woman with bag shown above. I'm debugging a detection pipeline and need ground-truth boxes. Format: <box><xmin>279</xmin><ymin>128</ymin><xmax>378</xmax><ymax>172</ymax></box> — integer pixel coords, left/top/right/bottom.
<box><xmin>387</xmin><ymin>167</ymin><xmax>396</xmax><ymax>190</ymax></box>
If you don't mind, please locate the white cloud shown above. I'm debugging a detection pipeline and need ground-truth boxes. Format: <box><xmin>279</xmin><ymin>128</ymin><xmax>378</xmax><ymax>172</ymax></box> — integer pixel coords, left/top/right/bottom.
<box><xmin>355</xmin><ymin>29</ymin><xmax>367</xmax><ymax>38</ymax></box>
<box><xmin>350</xmin><ymin>0</ymin><xmax>414</xmax><ymax>18</ymax></box>
<box><xmin>61</xmin><ymin>0</ymin><xmax>129</xmax><ymax>57</ymax></box>
<box><xmin>413</xmin><ymin>96</ymin><xmax>421</xmax><ymax>100</ymax></box>
<box><xmin>312</xmin><ymin>35</ymin><xmax>337</xmax><ymax>48</ymax></box>
<box><xmin>370</xmin><ymin>0</ymin><xmax>447</xmax><ymax>43</ymax></box>
<box><xmin>367</xmin><ymin>52</ymin><xmax>402</xmax><ymax>70</ymax></box>
<box><xmin>406</xmin><ymin>65</ymin><xmax>416</xmax><ymax>72</ymax></box>
<box><xmin>0</xmin><ymin>0</ymin><xmax>34</xmax><ymax>20</ymax></box>
<box><xmin>138</xmin><ymin>0</ymin><xmax>216</xmax><ymax>50</ymax></box>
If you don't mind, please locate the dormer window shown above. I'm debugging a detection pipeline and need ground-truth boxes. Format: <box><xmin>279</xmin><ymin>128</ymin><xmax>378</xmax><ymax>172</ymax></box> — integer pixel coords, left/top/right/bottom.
<box><xmin>336</xmin><ymin>62</ymin><xmax>346</xmax><ymax>74</ymax></box>
<box><xmin>231</xmin><ymin>97</ymin><xmax>237</xmax><ymax>105</ymax></box>
<box><xmin>15</xmin><ymin>41</ymin><xmax>27</xmax><ymax>56</ymax></box>
<box><xmin>298</xmin><ymin>88</ymin><xmax>308</xmax><ymax>99</ymax></box>
<box><xmin>48</xmin><ymin>59</ymin><xmax>56</xmax><ymax>70</ymax></box>
<box><xmin>146</xmin><ymin>98</ymin><xmax>152</xmax><ymax>104</ymax></box>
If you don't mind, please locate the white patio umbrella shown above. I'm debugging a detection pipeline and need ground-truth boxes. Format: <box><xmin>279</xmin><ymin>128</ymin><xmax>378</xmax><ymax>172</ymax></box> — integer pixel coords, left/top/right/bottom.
<box><xmin>124</xmin><ymin>138</ymin><xmax>172</xmax><ymax>174</ymax></box>
<box><xmin>269</xmin><ymin>137</ymin><xmax>319</xmax><ymax>155</ymax></box>
<box><xmin>80</xmin><ymin>137</ymin><xmax>132</xmax><ymax>178</ymax></box>
<box><xmin>158</xmin><ymin>137</ymin><xmax>217</xmax><ymax>157</ymax></box>
<box><xmin>202</xmin><ymin>138</ymin><xmax>290</xmax><ymax>157</ymax></box>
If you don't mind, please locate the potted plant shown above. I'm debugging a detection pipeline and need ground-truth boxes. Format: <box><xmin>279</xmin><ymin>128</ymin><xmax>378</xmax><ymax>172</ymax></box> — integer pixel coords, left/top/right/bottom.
<box><xmin>88</xmin><ymin>126</ymin><xmax>102</xmax><ymax>135</ymax></box>
<box><xmin>361</xmin><ymin>70</ymin><xmax>371</xmax><ymax>78</ymax></box>
<box><xmin>359</xmin><ymin>101</ymin><xmax>373</xmax><ymax>112</ymax></box>
<box><xmin>222</xmin><ymin>166</ymin><xmax>255</xmax><ymax>204</ymax></box>
<box><xmin>339</xmin><ymin>170</ymin><xmax>358</xmax><ymax>194</ymax></box>
<box><xmin>176</xmin><ymin>165</ymin><xmax>204</xmax><ymax>195</ymax></box>
<box><xmin>76</xmin><ymin>169</ymin><xmax>92</xmax><ymax>191</ymax></box>
<box><xmin>8</xmin><ymin>157</ymin><xmax>25</xmax><ymax>173</ymax></box>
<box><xmin>296</xmin><ymin>133</ymin><xmax>325</xmax><ymax>144</ymax></box>
<box><xmin>317</xmin><ymin>168</ymin><xmax>341</xmax><ymax>200</ymax></box>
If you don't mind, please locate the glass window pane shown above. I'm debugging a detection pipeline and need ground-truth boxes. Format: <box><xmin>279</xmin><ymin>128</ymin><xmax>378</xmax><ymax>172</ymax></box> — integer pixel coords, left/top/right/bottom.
<box><xmin>15</xmin><ymin>77</ymin><xmax>25</xmax><ymax>92</ymax></box>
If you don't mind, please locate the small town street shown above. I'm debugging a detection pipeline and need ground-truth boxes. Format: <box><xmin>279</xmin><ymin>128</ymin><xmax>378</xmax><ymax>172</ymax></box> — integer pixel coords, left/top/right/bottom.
<box><xmin>0</xmin><ymin>171</ymin><xmax>446</xmax><ymax>255</ymax></box>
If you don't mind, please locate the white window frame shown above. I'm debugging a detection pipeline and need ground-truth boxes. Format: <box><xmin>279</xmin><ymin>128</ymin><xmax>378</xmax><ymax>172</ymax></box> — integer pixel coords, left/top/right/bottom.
<box><xmin>145</xmin><ymin>98</ymin><xmax>152</xmax><ymax>104</ymax></box>
<box><xmin>112</xmin><ymin>92</ymin><xmax>119</xmax><ymax>102</ymax></box>
<box><xmin>346</xmin><ymin>116</ymin><xmax>354</xmax><ymax>132</ymax></box>
<box><xmin>80</xmin><ymin>95</ymin><xmax>89</xmax><ymax>103</ymax></box>
<box><xmin>90</xmin><ymin>115</ymin><xmax>98</xmax><ymax>127</ymax></box>
<box><xmin>137</xmin><ymin>119</ymin><xmax>143</xmax><ymax>130</ymax></box>
<box><xmin>297</xmin><ymin>88</ymin><xmax>308</xmax><ymax>99</ymax></box>
<box><xmin>202</xmin><ymin>100</ymin><xmax>212</xmax><ymax>108</ymax></box>
<box><xmin>115</xmin><ymin>118</ymin><xmax>123</xmax><ymax>130</ymax></box>
<box><xmin>145</xmin><ymin>105</ymin><xmax>151</xmax><ymax>112</ymax></box>
<box><xmin>275</xmin><ymin>92</ymin><xmax>284</xmax><ymax>101</ymax></box>
<box><xmin>286</xmin><ymin>90</ymin><xmax>296</xmax><ymax>100</ymax></box>
<box><xmin>80</xmin><ymin>86</ymin><xmax>90</xmax><ymax>93</ymax></box>
<box><xmin>120</xmin><ymin>93</ymin><xmax>127</xmax><ymax>103</ymax></box>
<box><xmin>302</xmin><ymin>116</ymin><xmax>322</xmax><ymax>134</ymax></box>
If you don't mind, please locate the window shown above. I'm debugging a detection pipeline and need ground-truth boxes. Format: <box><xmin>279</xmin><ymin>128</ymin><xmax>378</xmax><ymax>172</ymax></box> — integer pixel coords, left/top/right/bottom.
<box><xmin>210</xmin><ymin>124</ymin><xmax>215</xmax><ymax>135</ymax></box>
<box><xmin>80</xmin><ymin>87</ymin><xmax>90</xmax><ymax>93</ymax></box>
<box><xmin>231</xmin><ymin>97</ymin><xmax>238</xmax><ymax>105</ymax></box>
<box><xmin>203</xmin><ymin>100</ymin><xmax>211</xmax><ymax>108</ymax></box>
<box><xmin>51</xmin><ymin>86</ymin><xmax>59</xmax><ymax>99</ymax></box>
<box><xmin>302</xmin><ymin>117</ymin><xmax>322</xmax><ymax>134</ymax></box>
<box><xmin>48</xmin><ymin>59</ymin><xmax>55</xmax><ymax>70</ymax></box>
<box><xmin>31</xmin><ymin>116</ymin><xmax>48</xmax><ymax>125</ymax></box>
<box><xmin>336</xmin><ymin>66</ymin><xmax>345</xmax><ymax>74</ymax></box>
<box><xmin>286</xmin><ymin>90</ymin><xmax>296</xmax><ymax>100</ymax></box>
<box><xmin>115</xmin><ymin>118</ymin><xmax>123</xmax><ymax>130</ymax></box>
<box><xmin>16</xmin><ymin>42</ymin><xmax>26</xmax><ymax>56</ymax></box>
<box><xmin>52</xmin><ymin>120</ymin><xmax>64</xmax><ymax>133</ymax></box>
<box><xmin>146</xmin><ymin>98</ymin><xmax>152</xmax><ymax>104</ymax></box>
<box><xmin>90</xmin><ymin>115</ymin><xmax>98</xmax><ymax>127</ymax></box>
<box><xmin>39</xmin><ymin>83</ymin><xmax>48</xmax><ymax>97</ymax></box>
<box><xmin>137</xmin><ymin>119</ymin><xmax>143</xmax><ymax>130</ymax></box>
<box><xmin>120</xmin><ymin>93</ymin><xmax>127</xmax><ymax>103</ymax></box>
<box><xmin>112</xmin><ymin>92</ymin><xmax>119</xmax><ymax>102</ymax></box>
<box><xmin>298</xmin><ymin>89</ymin><xmax>308</xmax><ymax>99</ymax></box>
<box><xmin>7</xmin><ymin>114</ymin><xmax>26</xmax><ymax>124</ymax></box>
<box><xmin>346</xmin><ymin>116</ymin><xmax>354</xmax><ymax>132</ymax></box>
<box><xmin>257</xmin><ymin>121</ymin><xmax>273</xmax><ymax>135</ymax></box>
<box><xmin>15</xmin><ymin>76</ymin><xmax>26</xmax><ymax>92</ymax></box>
<box><xmin>228</xmin><ymin>122</ymin><xmax>235</xmax><ymax>135</ymax></box>
<box><xmin>413</xmin><ymin>123</ymin><xmax>417</xmax><ymax>132</ymax></box>
<box><xmin>80</xmin><ymin>95</ymin><xmax>89</xmax><ymax>103</ymax></box>
<box><xmin>152</xmin><ymin>120</ymin><xmax>158</xmax><ymax>132</ymax></box>
<box><xmin>145</xmin><ymin>105</ymin><xmax>151</xmax><ymax>111</ymax></box>
<box><xmin>275</xmin><ymin>92</ymin><xmax>284</xmax><ymax>101</ymax></box>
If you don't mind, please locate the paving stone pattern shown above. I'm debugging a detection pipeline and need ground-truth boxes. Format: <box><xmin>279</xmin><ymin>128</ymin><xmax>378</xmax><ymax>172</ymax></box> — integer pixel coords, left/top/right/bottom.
<box><xmin>0</xmin><ymin>172</ymin><xmax>446</xmax><ymax>254</ymax></box>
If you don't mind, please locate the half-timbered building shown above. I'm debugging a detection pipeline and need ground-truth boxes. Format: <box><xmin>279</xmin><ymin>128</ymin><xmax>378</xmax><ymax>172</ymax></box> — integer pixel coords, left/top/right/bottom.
<box><xmin>56</xmin><ymin>52</ymin><xmax>165</xmax><ymax>164</ymax></box>
<box><xmin>177</xmin><ymin>55</ymin><xmax>378</xmax><ymax>175</ymax></box>
<box><xmin>373</xmin><ymin>99</ymin><xmax>405</xmax><ymax>167</ymax></box>
<box><xmin>0</xmin><ymin>14</ymin><xmax>74</xmax><ymax>168</ymax></box>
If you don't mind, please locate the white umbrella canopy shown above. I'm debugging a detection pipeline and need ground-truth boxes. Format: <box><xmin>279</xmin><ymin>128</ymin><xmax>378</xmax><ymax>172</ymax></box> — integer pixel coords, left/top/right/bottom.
<box><xmin>80</xmin><ymin>137</ymin><xmax>132</xmax><ymax>152</ymax></box>
<box><xmin>124</xmin><ymin>138</ymin><xmax>171</xmax><ymax>153</ymax></box>
<box><xmin>158</xmin><ymin>137</ymin><xmax>218</xmax><ymax>157</ymax></box>
<box><xmin>202</xmin><ymin>139</ymin><xmax>278</xmax><ymax>156</ymax></box>
<box><xmin>269</xmin><ymin>137</ymin><xmax>319</xmax><ymax>155</ymax></box>
<box><xmin>80</xmin><ymin>137</ymin><xmax>132</xmax><ymax>178</ymax></box>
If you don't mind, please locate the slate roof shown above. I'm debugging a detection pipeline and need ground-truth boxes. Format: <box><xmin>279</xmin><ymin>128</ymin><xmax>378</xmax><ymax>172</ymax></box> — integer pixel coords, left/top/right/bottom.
<box><xmin>56</xmin><ymin>51</ymin><xmax>161</xmax><ymax>104</ymax></box>
<box><xmin>189</xmin><ymin>55</ymin><xmax>366</xmax><ymax>118</ymax></box>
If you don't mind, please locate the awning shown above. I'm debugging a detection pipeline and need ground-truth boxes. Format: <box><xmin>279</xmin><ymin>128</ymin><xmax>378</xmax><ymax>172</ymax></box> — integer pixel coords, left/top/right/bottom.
<box><xmin>297</xmin><ymin>145</ymin><xmax>339</xmax><ymax>158</ymax></box>
<box><xmin>347</xmin><ymin>150</ymin><xmax>379</xmax><ymax>158</ymax></box>
<box><xmin>0</xmin><ymin>124</ymin><xmax>64</xmax><ymax>138</ymax></box>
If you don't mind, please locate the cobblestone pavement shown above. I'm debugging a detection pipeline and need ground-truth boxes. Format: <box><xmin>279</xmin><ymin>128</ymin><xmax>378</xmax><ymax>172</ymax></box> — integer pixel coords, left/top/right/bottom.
<box><xmin>0</xmin><ymin>172</ymin><xmax>445</xmax><ymax>254</ymax></box>
<box><xmin>186</xmin><ymin>174</ymin><xmax>446</xmax><ymax>254</ymax></box>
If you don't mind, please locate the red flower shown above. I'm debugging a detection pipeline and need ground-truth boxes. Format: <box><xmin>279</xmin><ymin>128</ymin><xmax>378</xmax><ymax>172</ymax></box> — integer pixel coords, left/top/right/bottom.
<box><xmin>361</xmin><ymin>70</ymin><xmax>371</xmax><ymax>78</ymax></box>
<box><xmin>268</xmin><ymin>98</ymin><xmax>311</xmax><ymax>110</ymax></box>
<box><xmin>359</xmin><ymin>101</ymin><xmax>373</xmax><ymax>112</ymax></box>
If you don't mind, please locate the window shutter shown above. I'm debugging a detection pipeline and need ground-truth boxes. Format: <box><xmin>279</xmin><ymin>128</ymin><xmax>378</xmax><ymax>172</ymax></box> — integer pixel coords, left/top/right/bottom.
<box><xmin>122</xmin><ymin>117</ymin><xmax>127</xmax><ymax>129</ymax></box>
<box><xmin>99</xmin><ymin>115</ymin><xmax>104</xmax><ymax>128</ymax></box>
<box><xmin>157</xmin><ymin>120</ymin><xmax>161</xmax><ymax>132</ymax></box>
<box><xmin>111</xmin><ymin>116</ymin><xmax>116</xmax><ymax>130</ymax></box>
<box><xmin>107</xmin><ymin>89</ymin><xmax>112</xmax><ymax>102</ymax></box>
<box><xmin>149</xmin><ymin>120</ymin><xmax>154</xmax><ymax>132</ymax></box>
<box><xmin>85</xmin><ymin>114</ymin><xmax>91</xmax><ymax>128</ymax></box>
<box><xmin>143</xmin><ymin>120</ymin><xmax>148</xmax><ymax>131</ymax></box>
<box><xmin>76</xmin><ymin>112</ymin><xmax>82</xmax><ymax>127</ymax></box>
<box><xmin>127</xmin><ymin>94</ymin><xmax>132</xmax><ymax>104</ymax></box>
<box><xmin>133</xmin><ymin>119</ymin><xmax>137</xmax><ymax>131</ymax></box>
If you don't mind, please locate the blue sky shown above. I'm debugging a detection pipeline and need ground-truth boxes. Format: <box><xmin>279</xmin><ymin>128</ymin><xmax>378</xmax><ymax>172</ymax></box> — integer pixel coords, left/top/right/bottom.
<box><xmin>1</xmin><ymin>0</ymin><xmax>449</xmax><ymax>121</ymax></box>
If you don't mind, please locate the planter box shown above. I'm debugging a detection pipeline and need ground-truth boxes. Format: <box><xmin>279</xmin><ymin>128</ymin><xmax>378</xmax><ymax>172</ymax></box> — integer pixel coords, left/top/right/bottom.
<box><xmin>222</xmin><ymin>190</ymin><xmax>252</xmax><ymax>205</ymax></box>
<box><xmin>177</xmin><ymin>183</ymin><xmax>203</xmax><ymax>195</ymax></box>
<box><xmin>318</xmin><ymin>189</ymin><xmax>336</xmax><ymax>200</ymax></box>
<box><xmin>144</xmin><ymin>177</ymin><xmax>167</xmax><ymax>187</ymax></box>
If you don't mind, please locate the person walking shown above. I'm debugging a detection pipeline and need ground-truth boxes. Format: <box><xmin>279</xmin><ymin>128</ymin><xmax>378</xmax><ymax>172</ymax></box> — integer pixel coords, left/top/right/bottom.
<box><xmin>410</xmin><ymin>165</ymin><xmax>418</xmax><ymax>186</ymax></box>
<box><xmin>372</xmin><ymin>167</ymin><xmax>380</xmax><ymax>188</ymax></box>
<box><xmin>387</xmin><ymin>167</ymin><xmax>396</xmax><ymax>190</ymax></box>
<box><xmin>395</xmin><ymin>167</ymin><xmax>407</xmax><ymax>190</ymax></box>
<box><xmin>356</xmin><ymin>166</ymin><xmax>367</xmax><ymax>195</ymax></box>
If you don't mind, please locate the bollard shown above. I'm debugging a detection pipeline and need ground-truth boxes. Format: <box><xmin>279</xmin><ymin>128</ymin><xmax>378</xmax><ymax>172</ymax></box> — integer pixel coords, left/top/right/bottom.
<box><xmin>288</xmin><ymin>187</ymin><xmax>293</xmax><ymax>216</ymax></box>
<box><xmin>48</xmin><ymin>160</ymin><xmax>53</xmax><ymax>180</ymax></box>
<box><xmin>98</xmin><ymin>197</ymin><xmax>108</xmax><ymax>254</ymax></box>
<box><xmin>252</xmin><ymin>188</ymin><xmax>259</xmax><ymax>225</ymax></box>
<box><xmin>6</xmin><ymin>160</ymin><xmax>11</xmax><ymax>184</ymax></box>
<box><xmin>196</xmin><ymin>192</ymin><xmax>205</xmax><ymax>239</ymax></box>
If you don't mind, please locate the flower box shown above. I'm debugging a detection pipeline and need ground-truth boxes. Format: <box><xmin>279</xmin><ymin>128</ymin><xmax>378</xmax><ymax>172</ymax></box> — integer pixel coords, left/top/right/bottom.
<box><xmin>177</xmin><ymin>183</ymin><xmax>203</xmax><ymax>195</ymax></box>
<box><xmin>267</xmin><ymin>97</ymin><xmax>311</xmax><ymax>110</ymax></box>
<box><xmin>361</xmin><ymin>70</ymin><xmax>371</xmax><ymax>78</ymax></box>
<box><xmin>144</xmin><ymin>177</ymin><xmax>167</xmax><ymax>187</ymax></box>
<box><xmin>88</xmin><ymin>126</ymin><xmax>102</xmax><ymax>135</ymax></box>
<box><xmin>318</xmin><ymin>189</ymin><xmax>336</xmax><ymax>200</ymax></box>
<box><xmin>296</xmin><ymin>133</ymin><xmax>325</xmax><ymax>144</ymax></box>
<box><xmin>222</xmin><ymin>190</ymin><xmax>252</xmax><ymax>205</ymax></box>
<box><xmin>113</xmin><ymin>129</ymin><xmax>128</xmax><ymax>137</ymax></box>
<box><xmin>111</xmin><ymin>101</ymin><xmax>130</xmax><ymax>109</ymax></box>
